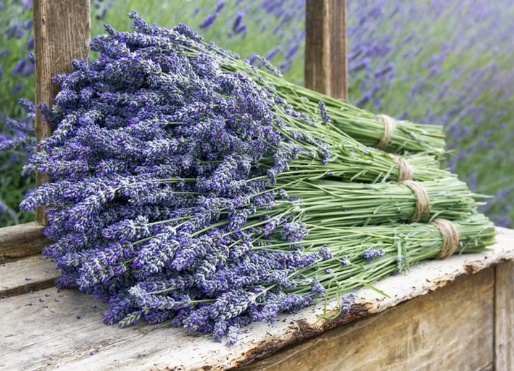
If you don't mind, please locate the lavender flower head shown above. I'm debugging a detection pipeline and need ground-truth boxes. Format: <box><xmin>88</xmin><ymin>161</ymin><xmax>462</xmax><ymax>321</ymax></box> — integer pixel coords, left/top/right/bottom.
<box><xmin>17</xmin><ymin>13</ymin><xmax>332</xmax><ymax>344</ymax></box>
<box><xmin>360</xmin><ymin>248</ymin><xmax>385</xmax><ymax>262</ymax></box>
<box><xmin>318</xmin><ymin>101</ymin><xmax>331</xmax><ymax>123</ymax></box>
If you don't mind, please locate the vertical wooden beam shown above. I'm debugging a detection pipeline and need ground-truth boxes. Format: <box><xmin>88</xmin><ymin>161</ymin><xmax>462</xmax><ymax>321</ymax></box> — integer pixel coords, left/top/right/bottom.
<box><xmin>305</xmin><ymin>0</ymin><xmax>348</xmax><ymax>100</ymax></box>
<box><xmin>33</xmin><ymin>0</ymin><xmax>91</xmax><ymax>225</ymax></box>
<box><xmin>495</xmin><ymin>261</ymin><xmax>514</xmax><ymax>370</ymax></box>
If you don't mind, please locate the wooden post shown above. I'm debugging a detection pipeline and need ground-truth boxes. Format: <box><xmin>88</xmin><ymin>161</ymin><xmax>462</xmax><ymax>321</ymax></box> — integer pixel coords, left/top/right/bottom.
<box><xmin>33</xmin><ymin>0</ymin><xmax>91</xmax><ymax>225</ymax></box>
<box><xmin>305</xmin><ymin>0</ymin><xmax>348</xmax><ymax>100</ymax></box>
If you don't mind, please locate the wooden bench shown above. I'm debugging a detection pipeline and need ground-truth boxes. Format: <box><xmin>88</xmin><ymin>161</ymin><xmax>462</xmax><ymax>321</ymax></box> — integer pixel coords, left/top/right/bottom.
<box><xmin>1</xmin><ymin>228</ymin><xmax>513</xmax><ymax>370</ymax></box>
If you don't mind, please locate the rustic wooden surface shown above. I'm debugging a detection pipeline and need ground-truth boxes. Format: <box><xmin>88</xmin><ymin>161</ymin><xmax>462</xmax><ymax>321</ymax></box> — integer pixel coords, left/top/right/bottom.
<box><xmin>0</xmin><ymin>222</ymin><xmax>48</xmax><ymax>261</ymax></box>
<box><xmin>33</xmin><ymin>0</ymin><xmax>90</xmax><ymax>225</ymax></box>
<box><xmin>305</xmin><ymin>0</ymin><xmax>348</xmax><ymax>99</ymax></box>
<box><xmin>242</xmin><ymin>268</ymin><xmax>495</xmax><ymax>371</ymax></box>
<box><xmin>0</xmin><ymin>227</ymin><xmax>512</xmax><ymax>371</ymax></box>
<box><xmin>495</xmin><ymin>260</ymin><xmax>514</xmax><ymax>370</ymax></box>
<box><xmin>0</xmin><ymin>255</ymin><xmax>57</xmax><ymax>298</ymax></box>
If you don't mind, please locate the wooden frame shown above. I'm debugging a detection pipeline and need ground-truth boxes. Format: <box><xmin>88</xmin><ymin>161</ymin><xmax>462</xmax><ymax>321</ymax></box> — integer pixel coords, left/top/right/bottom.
<box><xmin>0</xmin><ymin>0</ymin><xmax>90</xmax><ymax>261</ymax></box>
<box><xmin>305</xmin><ymin>0</ymin><xmax>348</xmax><ymax>99</ymax></box>
<box><xmin>34</xmin><ymin>0</ymin><xmax>91</xmax><ymax>225</ymax></box>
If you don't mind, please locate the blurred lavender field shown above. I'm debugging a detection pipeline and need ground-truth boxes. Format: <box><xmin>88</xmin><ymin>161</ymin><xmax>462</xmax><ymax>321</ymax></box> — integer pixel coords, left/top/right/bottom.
<box><xmin>1</xmin><ymin>0</ymin><xmax>513</xmax><ymax>226</ymax></box>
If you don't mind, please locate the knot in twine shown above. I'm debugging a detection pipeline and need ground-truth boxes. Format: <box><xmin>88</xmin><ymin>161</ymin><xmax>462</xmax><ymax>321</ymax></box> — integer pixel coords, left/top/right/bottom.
<box><xmin>391</xmin><ymin>154</ymin><xmax>414</xmax><ymax>182</ymax></box>
<box><xmin>376</xmin><ymin>114</ymin><xmax>395</xmax><ymax>150</ymax></box>
<box><xmin>430</xmin><ymin>218</ymin><xmax>460</xmax><ymax>259</ymax></box>
<box><xmin>401</xmin><ymin>180</ymin><xmax>431</xmax><ymax>223</ymax></box>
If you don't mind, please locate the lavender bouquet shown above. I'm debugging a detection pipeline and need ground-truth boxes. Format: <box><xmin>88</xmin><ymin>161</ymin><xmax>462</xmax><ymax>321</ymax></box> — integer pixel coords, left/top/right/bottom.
<box><xmin>20</xmin><ymin>13</ymin><xmax>494</xmax><ymax>344</ymax></box>
<box><xmin>138</xmin><ymin>10</ymin><xmax>446</xmax><ymax>156</ymax></box>
<box><xmin>109</xmin><ymin>11</ymin><xmax>446</xmax><ymax>156</ymax></box>
<box><xmin>222</xmin><ymin>63</ymin><xmax>447</xmax><ymax>156</ymax></box>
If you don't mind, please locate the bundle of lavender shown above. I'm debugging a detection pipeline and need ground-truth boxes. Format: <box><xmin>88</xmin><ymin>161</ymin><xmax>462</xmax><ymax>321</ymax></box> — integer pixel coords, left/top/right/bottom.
<box><xmin>128</xmin><ymin>12</ymin><xmax>446</xmax><ymax>156</ymax></box>
<box><xmin>264</xmin><ymin>214</ymin><xmax>495</xmax><ymax>297</ymax></box>
<box><xmin>116</xmin><ymin>11</ymin><xmax>446</xmax><ymax>156</ymax></box>
<box><xmin>20</xmin><ymin>13</ymin><xmax>494</xmax><ymax>344</ymax></box>
<box><xmin>219</xmin><ymin>57</ymin><xmax>446</xmax><ymax>156</ymax></box>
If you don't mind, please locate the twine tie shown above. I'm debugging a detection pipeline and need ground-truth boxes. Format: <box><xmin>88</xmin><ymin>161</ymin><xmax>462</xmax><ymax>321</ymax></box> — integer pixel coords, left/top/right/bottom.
<box><xmin>391</xmin><ymin>154</ymin><xmax>414</xmax><ymax>182</ymax></box>
<box><xmin>430</xmin><ymin>218</ymin><xmax>460</xmax><ymax>259</ymax></box>
<box><xmin>402</xmin><ymin>180</ymin><xmax>431</xmax><ymax>223</ymax></box>
<box><xmin>377</xmin><ymin>114</ymin><xmax>395</xmax><ymax>150</ymax></box>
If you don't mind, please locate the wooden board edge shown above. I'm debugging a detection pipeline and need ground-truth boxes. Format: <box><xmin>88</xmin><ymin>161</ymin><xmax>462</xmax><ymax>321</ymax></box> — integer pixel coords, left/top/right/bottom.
<box><xmin>0</xmin><ymin>222</ymin><xmax>49</xmax><ymax>261</ymax></box>
<box><xmin>228</xmin><ymin>256</ymin><xmax>514</xmax><ymax>369</ymax></box>
<box><xmin>0</xmin><ymin>278</ymin><xmax>56</xmax><ymax>298</ymax></box>
<box><xmin>236</xmin><ymin>268</ymin><xmax>496</xmax><ymax>371</ymax></box>
<box><xmin>0</xmin><ymin>255</ymin><xmax>58</xmax><ymax>297</ymax></box>
<box><xmin>494</xmin><ymin>261</ymin><xmax>514</xmax><ymax>370</ymax></box>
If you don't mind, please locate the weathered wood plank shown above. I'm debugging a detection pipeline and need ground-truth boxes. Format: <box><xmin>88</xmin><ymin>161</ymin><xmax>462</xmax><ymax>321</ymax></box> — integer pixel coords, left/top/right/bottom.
<box><xmin>0</xmin><ymin>228</ymin><xmax>512</xmax><ymax>370</ymax></box>
<box><xmin>0</xmin><ymin>222</ymin><xmax>48</xmax><ymax>261</ymax></box>
<box><xmin>33</xmin><ymin>0</ymin><xmax>90</xmax><ymax>225</ymax></box>
<box><xmin>305</xmin><ymin>0</ymin><xmax>348</xmax><ymax>100</ymax></box>
<box><xmin>495</xmin><ymin>261</ymin><xmax>514</xmax><ymax>371</ymax></box>
<box><xmin>241</xmin><ymin>268</ymin><xmax>495</xmax><ymax>371</ymax></box>
<box><xmin>0</xmin><ymin>255</ymin><xmax>57</xmax><ymax>298</ymax></box>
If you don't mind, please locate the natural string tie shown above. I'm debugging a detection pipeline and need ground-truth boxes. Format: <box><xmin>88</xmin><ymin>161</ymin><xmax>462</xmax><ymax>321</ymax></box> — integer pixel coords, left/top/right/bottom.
<box><xmin>376</xmin><ymin>114</ymin><xmax>395</xmax><ymax>150</ymax></box>
<box><xmin>402</xmin><ymin>180</ymin><xmax>430</xmax><ymax>223</ymax></box>
<box><xmin>430</xmin><ymin>218</ymin><xmax>460</xmax><ymax>259</ymax></box>
<box><xmin>391</xmin><ymin>154</ymin><xmax>414</xmax><ymax>182</ymax></box>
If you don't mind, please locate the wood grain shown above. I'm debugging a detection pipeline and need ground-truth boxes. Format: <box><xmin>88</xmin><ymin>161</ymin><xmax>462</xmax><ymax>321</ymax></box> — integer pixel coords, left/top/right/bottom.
<box><xmin>305</xmin><ymin>0</ymin><xmax>348</xmax><ymax>99</ymax></box>
<box><xmin>33</xmin><ymin>0</ymin><xmax>90</xmax><ymax>225</ymax></box>
<box><xmin>0</xmin><ymin>222</ymin><xmax>48</xmax><ymax>261</ymax></box>
<box><xmin>495</xmin><ymin>261</ymin><xmax>514</xmax><ymax>370</ymax></box>
<box><xmin>242</xmin><ymin>268</ymin><xmax>496</xmax><ymax>371</ymax></box>
<box><xmin>0</xmin><ymin>255</ymin><xmax>57</xmax><ymax>297</ymax></box>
